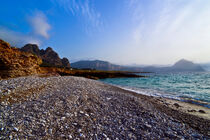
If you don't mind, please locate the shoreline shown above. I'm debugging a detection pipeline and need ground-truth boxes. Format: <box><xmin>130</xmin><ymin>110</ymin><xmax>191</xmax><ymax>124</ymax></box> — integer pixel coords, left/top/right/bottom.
<box><xmin>0</xmin><ymin>76</ymin><xmax>210</xmax><ymax>139</ymax></box>
<box><xmin>103</xmin><ymin>84</ymin><xmax>210</xmax><ymax>120</ymax></box>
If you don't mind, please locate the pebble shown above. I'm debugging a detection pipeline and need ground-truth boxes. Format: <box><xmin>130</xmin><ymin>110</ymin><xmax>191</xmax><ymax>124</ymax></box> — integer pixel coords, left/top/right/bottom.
<box><xmin>13</xmin><ymin>127</ymin><xmax>19</xmax><ymax>131</ymax></box>
<box><xmin>68</xmin><ymin>135</ymin><xmax>72</xmax><ymax>138</ymax></box>
<box><xmin>48</xmin><ymin>129</ymin><xmax>53</xmax><ymax>134</ymax></box>
<box><xmin>0</xmin><ymin>76</ymin><xmax>208</xmax><ymax>139</ymax></box>
<box><xmin>198</xmin><ymin>110</ymin><xmax>206</xmax><ymax>113</ymax></box>
<box><xmin>66</xmin><ymin>113</ymin><xmax>70</xmax><ymax>117</ymax></box>
<box><xmin>61</xmin><ymin>117</ymin><xmax>66</xmax><ymax>121</ymax></box>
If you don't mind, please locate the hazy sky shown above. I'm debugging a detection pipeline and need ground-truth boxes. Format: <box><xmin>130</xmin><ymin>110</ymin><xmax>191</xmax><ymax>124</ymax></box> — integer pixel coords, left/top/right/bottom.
<box><xmin>0</xmin><ymin>0</ymin><xmax>210</xmax><ymax>65</ymax></box>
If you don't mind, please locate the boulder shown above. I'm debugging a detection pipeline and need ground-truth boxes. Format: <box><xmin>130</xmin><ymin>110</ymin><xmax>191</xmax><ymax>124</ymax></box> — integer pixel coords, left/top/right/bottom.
<box><xmin>61</xmin><ymin>57</ymin><xmax>70</xmax><ymax>68</ymax></box>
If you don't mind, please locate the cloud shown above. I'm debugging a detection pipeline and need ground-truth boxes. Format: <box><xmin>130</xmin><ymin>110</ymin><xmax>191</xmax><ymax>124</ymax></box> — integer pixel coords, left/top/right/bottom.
<box><xmin>126</xmin><ymin>0</ymin><xmax>210</xmax><ymax>64</ymax></box>
<box><xmin>0</xmin><ymin>26</ymin><xmax>41</xmax><ymax>47</ymax></box>
<box><xmin>52</xmin><ymin>0</ymin><xmax>102</xmax><ymax>30</ymax></box>
<box><xmin>0</xmin><ymin>11</ymin><xmax>51</xmax><ymax>47</ymax></box>
<box><xmin>28</xmin><ymin>11</ymin><xmax>51</xmax><ymax>39</ymax></box>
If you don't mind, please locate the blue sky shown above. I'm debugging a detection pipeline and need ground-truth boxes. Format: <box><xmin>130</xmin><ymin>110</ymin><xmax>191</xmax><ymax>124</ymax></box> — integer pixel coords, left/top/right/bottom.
<box><xmin>0</xmin><ymin>0</ymin><xmax>210</xmax><ymax>65</ymax></box>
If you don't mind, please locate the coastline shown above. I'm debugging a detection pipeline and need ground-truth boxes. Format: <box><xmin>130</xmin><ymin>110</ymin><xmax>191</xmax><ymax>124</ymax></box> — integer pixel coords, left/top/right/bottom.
<box><xmin>105</xmin><ymin>84</ymin><xmax>210</xmax><ymax>120</ymax></box>
<box><xmin>0</xmin><ymin>76</ymin><xmax>210</xmax><ymax>139</ymax></box>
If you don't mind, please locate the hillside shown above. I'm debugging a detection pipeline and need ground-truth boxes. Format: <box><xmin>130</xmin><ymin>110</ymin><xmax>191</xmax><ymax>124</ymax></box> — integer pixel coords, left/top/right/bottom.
<box><xmin>0</xmin><ymin>40</ymin><xmax>42</xmax><ymax>79</ymax></box>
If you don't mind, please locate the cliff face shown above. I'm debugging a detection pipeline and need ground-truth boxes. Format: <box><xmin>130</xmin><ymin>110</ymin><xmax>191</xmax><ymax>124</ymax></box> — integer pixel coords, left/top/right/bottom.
<box><xmin>0</xmin><ymin>40</ymin><xmax>42</xmax><ymax>79</ymax></box>
<box><xmin>20</xmin><ymin>44</ymin><xmax>70</xmax><ymax>68</ymax></box>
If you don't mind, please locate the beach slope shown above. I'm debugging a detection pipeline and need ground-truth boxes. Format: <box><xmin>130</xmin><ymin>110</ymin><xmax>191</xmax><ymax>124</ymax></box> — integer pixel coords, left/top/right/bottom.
<box><xmin>0</xmin><ymin>76</ymin><xmax>209</xmax><ymax>139</ymax></box>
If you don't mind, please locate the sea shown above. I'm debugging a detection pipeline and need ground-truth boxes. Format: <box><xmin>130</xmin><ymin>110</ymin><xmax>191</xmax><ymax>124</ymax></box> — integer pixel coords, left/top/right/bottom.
<box><xmin>100</xmin><ymin>72</ymin><xmax>210</xmax><ymax>108</ymax></box>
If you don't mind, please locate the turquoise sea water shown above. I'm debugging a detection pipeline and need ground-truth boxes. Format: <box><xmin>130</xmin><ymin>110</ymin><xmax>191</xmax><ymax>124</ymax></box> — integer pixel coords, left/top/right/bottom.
<box><xmin>100</xmin><ymin>72</ymin><xmax>210</xmax><ymax>108</ymax></box>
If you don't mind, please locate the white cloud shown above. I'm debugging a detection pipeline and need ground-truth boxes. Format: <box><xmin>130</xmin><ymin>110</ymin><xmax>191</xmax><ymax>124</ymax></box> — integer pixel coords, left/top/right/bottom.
<box><xmin>28</xmin><ymin>11</ymin><xmax>51</xmax><ymax>39</ymax></box>
<box><xmin>126</xmin><ymin>0</ymin><xmax>210</xmax><ymax>64</ymax></box>
<box><xmin>0</xmin><ymin>26</ymin><xmax>41</xmax><ymax>47</ymax></box>
<box><xmin>0</xmin><ymin>11</ymin><xmax>51</xmax><ymax>47</ymax></box>
<box><xmin>52</xmin><ymin>0</ymin><xmax>102</xmax><ymax>30</ymax></box>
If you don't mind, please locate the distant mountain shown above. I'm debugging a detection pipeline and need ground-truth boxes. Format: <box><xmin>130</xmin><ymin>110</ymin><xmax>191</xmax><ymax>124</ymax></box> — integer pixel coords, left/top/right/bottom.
<box><xmin>20</xmin><ymin>44</ymin><xmax>70</xmax><ymax>68</ymax></box>
<box><xmin>71</xmin><ymin>60</ymin><xmax>122</xmax><ymax>71</ymax></box>
<box><xmin>71</xmin><ymin>60</ymin><xmax>144</xmax><ymax>72</ymax></box>
<box><xmin>171</xmin><ymin>59</ymin><xmax>204</xmax><ymax>71</ymax></box>
<box><xmin>143</xmin><ymin>59</ymin><xmax>205</xmax><ymax>72</ymax></box>
<box><xmin>72</xmin><ymin>59</ymin><xmax>205</xmax><ymax>72</ymax></box>
<box><xmin>201</xmin><ymin>63</ymin><xmax>210</xmax><ymax>71</ymax></box>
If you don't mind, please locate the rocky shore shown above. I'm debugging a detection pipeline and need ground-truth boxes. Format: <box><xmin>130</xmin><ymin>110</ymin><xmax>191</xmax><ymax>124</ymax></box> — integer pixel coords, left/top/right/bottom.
<box><xmin>0</xmin><ymin>76</ymin><xmax>210</xmax><ymax>139</ymax></box>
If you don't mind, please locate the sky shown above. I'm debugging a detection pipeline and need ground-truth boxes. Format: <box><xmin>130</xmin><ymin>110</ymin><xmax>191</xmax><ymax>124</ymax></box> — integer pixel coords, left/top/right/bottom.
<box><xmin>0</xmin><ymin>0</ymin><xmax>210</xmax><ymax>65</ymax></box>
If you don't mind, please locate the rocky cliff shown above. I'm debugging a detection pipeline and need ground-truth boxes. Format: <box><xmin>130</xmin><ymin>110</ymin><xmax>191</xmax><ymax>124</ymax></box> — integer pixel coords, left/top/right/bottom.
<box><xmin>20</xmin><ymin>44</ymin><xmax>70</xmax><ymax>68</ymax></box>
<box><xmin>0</xmin><ymin>40</ymin><xmax>42</xmax><ymax>79</ymax></box>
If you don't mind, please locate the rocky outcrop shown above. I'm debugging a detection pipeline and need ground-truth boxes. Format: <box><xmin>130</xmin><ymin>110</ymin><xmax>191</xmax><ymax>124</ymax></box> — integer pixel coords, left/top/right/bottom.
<box><xmin>61</xmin><ymin>57</ymin><xmax>71</xmax><ymax>68</ymax></box>
<box><xmin>20</xmin><ymin>44</ymin><xmax>70</xmax><ymax>68</ymax></box>
<box><xmin>40</xmin><ymin>47</ymin><xmax>63</xmax><ymax>67</ymax></box>
<box><xmin>0</xmin><ymin>40</ymin><xmax>42</xmax><ymax>79</ymax></box>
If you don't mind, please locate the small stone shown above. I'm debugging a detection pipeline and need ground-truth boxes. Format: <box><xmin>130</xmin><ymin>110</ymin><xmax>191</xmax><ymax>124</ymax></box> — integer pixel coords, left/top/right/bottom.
<box><xmin>198</xmin><ymin>110</ymin><xmax>205</xmax><ymax>113</ymax></box>
<box><xmin>106</xmin><ymin>97</ymin><xmax>111</xmax><ymax>100</ymax></box>
<box><xmin>28</xmin><ymin>133</ymin><xmax>34</xmax><ymax>137</ymax></box>
<box><xmin>80</xmin><ymin>111</ymin><xmax>84</xmax><ymax>114</ymax></box>
<box><xmin>103</xmin><ymin>133</ymin><xmax>107</xmax><ymax>138</ymax></box>
<box><xmin>128</xmin><ymin>133</ymin><xmax>133</xmax><ymax>138</ymax></box>
<box><xmin>48</xmin><ymin>128</ymin><xmax>53</xmax><ymax>134</ymax></box>
<box><xmin>68</xmin><ymin>135</ymin><xmax>72</xmax><ymax>138</ymax></box>
<box><xmin>13</xmin><ymin>127</ymin><xmax>19</xmax><ymax>131</ymax></box>
<box><xmin>188</xmin><ymin>109</ymin><xmax>196</xmax><ymax>112</ymax></box>
<box><xmin>145</xmin><ymin>124</ymin><xmax>152</xmax><ymax>128</ymax></box>
<box><xmin>80</xmin><ymin>133</ymin><xmax>83</xmax><ymax>137</ymax></box>
<box><xmin>174</xmin><ymin>103</ymin><xmax>180</xmax><ymax>108</ymax></box>
<box><xmin>73</xmin><ymin>123</ymin><xmax>77</xmax><ymax>126</ymax></box>
<box><xmin>61</xmin><ymin>117</ymin><xmax>66</xmax><ymax>120</ymax></box>
<box><xmin>66</xmin><ymin>113</ymin><xmax>70</xmax><ymax>117</ymax></box>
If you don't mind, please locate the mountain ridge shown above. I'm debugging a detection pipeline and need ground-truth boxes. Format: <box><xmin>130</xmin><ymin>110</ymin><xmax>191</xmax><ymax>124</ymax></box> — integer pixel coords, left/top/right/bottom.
<box><xmin>72</xmin><ymin>59</ymin><xmax>205</xmax><ymax>72</ymax></box>
<box><xmin>20</xmin><ymin>44</ymin><xmax>70</xmax><ymax>68</ymax></box>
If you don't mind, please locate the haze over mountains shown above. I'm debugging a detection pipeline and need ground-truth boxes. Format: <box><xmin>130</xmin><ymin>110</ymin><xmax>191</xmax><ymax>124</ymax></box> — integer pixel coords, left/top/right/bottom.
<box><xmin>72</xmin><ymin>59</ymin><xmax>205</xmax><ymax>72</ymax></box>
<box><xmin>12</xmin><ymin>41</ymin><xmax>207</xmax><ymax>73</ymax></box>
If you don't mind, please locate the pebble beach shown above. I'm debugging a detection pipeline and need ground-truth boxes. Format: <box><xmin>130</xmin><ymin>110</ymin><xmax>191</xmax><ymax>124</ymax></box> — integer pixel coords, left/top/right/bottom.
<box><xmin>0</xmin><ymin>76</ymin><xmax>210</xmax><ymax>139</ymax></box>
